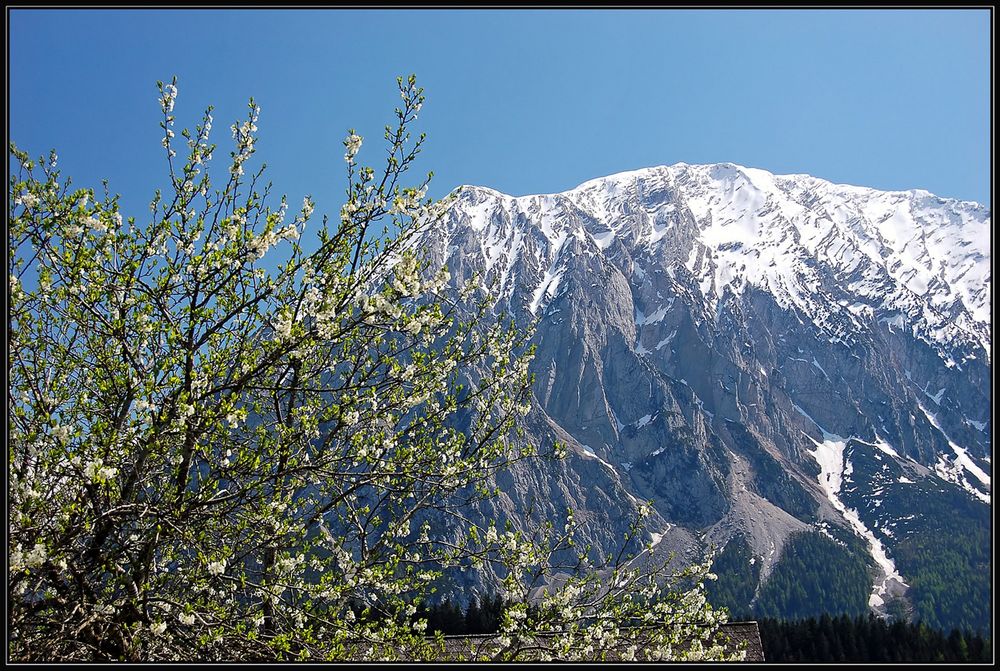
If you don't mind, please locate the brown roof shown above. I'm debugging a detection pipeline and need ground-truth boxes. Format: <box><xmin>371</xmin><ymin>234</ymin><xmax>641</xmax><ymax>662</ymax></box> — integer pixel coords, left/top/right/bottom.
<box><xmin>433</xmin><ymin>621</ymin><xmax>764</xmax><ymax>662</ymax></box>
<box><xmin>714</xmin><ymin>621</ymin><xmax>765</xmax><ymax>661</ymax></box>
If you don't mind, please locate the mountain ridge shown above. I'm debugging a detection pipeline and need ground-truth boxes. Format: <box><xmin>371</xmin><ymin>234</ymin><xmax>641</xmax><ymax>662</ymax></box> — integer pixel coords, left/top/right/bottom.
<box><xmin>444</xmin><ymin>161</ymin><xmax>990</xmax><ymax>360</ymax></box>
<box><xmin>462</xmin><ymin>161</ymin><xmax>987</xmax><ymax>205</ymax></box>
<box><xmin>417</xmin><ymin>162</ymin><xmax>991</xmax><ymax>631</ymax></box>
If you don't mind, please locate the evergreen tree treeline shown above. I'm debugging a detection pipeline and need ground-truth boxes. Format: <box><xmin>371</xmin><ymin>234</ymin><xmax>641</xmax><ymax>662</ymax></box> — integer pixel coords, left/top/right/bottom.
<box><xmin>756</xmin><ymin>614</ymin><xmax>991</xmax><ymax>663</ymax></box>
<box><xmin>415</xmin><ymin>594</ymin><xmax>507</xmax><ymax>636</ymax></box>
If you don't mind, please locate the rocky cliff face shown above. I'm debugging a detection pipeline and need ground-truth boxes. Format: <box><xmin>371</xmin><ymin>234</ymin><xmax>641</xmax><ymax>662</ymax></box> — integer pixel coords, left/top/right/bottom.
<box><xmin>419</xmin><ymin>163</ymin><xmax>991</xmax><ymax>628</ymax></box>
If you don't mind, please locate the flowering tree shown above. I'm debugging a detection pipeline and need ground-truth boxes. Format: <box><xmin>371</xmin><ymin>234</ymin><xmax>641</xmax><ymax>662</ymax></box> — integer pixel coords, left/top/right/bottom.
<box><xmin>8</xmin><ymin>76</ymin><xmax>740</xmax><ymax>662</ymax></box>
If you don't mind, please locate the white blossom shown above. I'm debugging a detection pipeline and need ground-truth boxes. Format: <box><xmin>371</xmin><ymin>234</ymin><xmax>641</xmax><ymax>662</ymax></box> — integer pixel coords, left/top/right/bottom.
<box><xmin>83</xmin><ymin>458</ymin><xmax>117</xmax><ymax>482</ymax></box>
<box><xmin>150</xmin><ymin>621</ymin><xmax>167</xmax><ymax>636</ymax></box>
<box><xmin>160</xmin><ymin>83</ymin><xmax>178</xmax><ymax>113</ymax></box>
<box><xmin>207</xmin><ymin>559</ymin><xmax>226</xmax><ymax>576</ymax></box>
<box><xmin>427</xmin><ymin>266</ymin><xmax>451</xmax><ymax>292</ymax></box>
<box><xmin>15</xmin><ymin>192</ymin><xmax>39</xmax><ymax>209</ymax></box>
<box><xmin>344</xmin><ymin>133</ymin><xmax>363</xmax><ymax>161</ymax></box>
<box><xmin>10</xmin><ymin>545</ymin><xmax>24</xmax><ymax>571</ymax></box>
<box><xmin>52</xmin><ymin>424</ymin><xmax>71</xmax><ymax>444</ymax></box>
<box><xmin>276</xmin><ymin>555</ymin><xmax>299</xmax><ymax>573</ymax></box>
<box><xmin>404</xmin><ymin>318</ymin><xmax>423</xmax><ymax>336</ymax></box>
<box><xmin>280</xmin><ymin>225</ymin><xmax>300</xmax><ymax>242</ymax></box>
<box><xmin>84</xmin><ymin>214</ymin><xmax>107</xmax><ymax>233</ymax></box>
<box><xmin>178</xmin><ymin>612</ymin><xmax>196</xmax><ymax>626</ymax></box>
<box><xmin>274</xmin><ymin>311</ymin><xmax>294</xmax><ymax>341</ymax></box>
<box><xmin>25</xmin><ymin>542</ymin><xmax>47</xmax><ymax>568</ymax></box>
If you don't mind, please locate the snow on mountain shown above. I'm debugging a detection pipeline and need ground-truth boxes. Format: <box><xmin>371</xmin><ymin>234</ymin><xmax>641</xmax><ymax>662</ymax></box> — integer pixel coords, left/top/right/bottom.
<box><xmin>442</xmin><ymin>162</ymin><xmax>990</xmax><ymax>363</ymax></box>
<box><xmin>421</xmin><ymin>162</ymin><xmax>991</xmax><ymax>630</ymax></box>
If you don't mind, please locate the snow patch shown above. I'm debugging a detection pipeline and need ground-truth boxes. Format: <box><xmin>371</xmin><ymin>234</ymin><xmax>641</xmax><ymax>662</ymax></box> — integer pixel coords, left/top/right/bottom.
<box><xmin>879</xmin><ymin>313</ymin><xmax>906</xmax><ymax>332</ymax></box>
<box><xmin>579</xmin><ymin>444</ymin><xmax>617</xmax><ymax>473</ymax></box>
<box><xmin>925</xmin><ymin>386</ymin><xmax>946</xmax><ymax>405</ymax></box>
<box><xmin>592</xmin><ymin>230</ymin><xmax>615</xmax><ymax>249</ymax></box>
<box><xmin>529</xmin><ymin>266</ymin><xmax>564</xmax><ymax>315</ymax></box>
<box><xmin>811</xmin><ymin>357</ymin><xmax>830</xmax><ymax>381</ymax></box>
<box><xmin>655</xmin><ymin>331</ymin><xmax>676</xmax><ymax>351</ymax></box>
<box><xmin>636</xmin><ymin>301</ymin><xmax>672</xmax><ymax>326</ymax></box>
<box><xmin>852</xmin><ymin>435</ymin><xmax>901</xmax><ymax>460</ymax></box>
<box><xmin>614</xmin><ymin>415</ymin><xmax>626</xmax><ymax>434</ymax></box>
<box><xmin>790</xmin><ymin>402</ymin><xmax>822</xmax><ymax>430</ymax></box>
<box><xmin>916</xmin><ymin>400</ymin><xmax>990</xmax><ymax>501</ymax></box>
<box><xmin>966</xmin><ymin>417</ymin><xmax>987</xmax><ymax>432</ymax></box>
<box><xmin>800</xmin><ymin>414</ymin><xmax>908</xmax><ymax>614</ymax></box>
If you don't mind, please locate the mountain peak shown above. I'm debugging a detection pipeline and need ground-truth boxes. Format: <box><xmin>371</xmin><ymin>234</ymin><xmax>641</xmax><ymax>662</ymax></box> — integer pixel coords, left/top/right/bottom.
<box><xmin>459</xmin><ymin>163</ymin><xmax>986</xmax><ymax>212</ymax></box>
<box><xmin>437</xmin><ymin>164</ymin><xmax>990</xmax><ymax>361</ymax></box>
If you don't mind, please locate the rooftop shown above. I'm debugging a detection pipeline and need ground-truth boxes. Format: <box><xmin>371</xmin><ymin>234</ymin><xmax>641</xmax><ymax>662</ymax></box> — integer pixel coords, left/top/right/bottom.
<box><xmin>433</xmin><ymin>621</ymin><xmax>764</xmax><ymax>662</ymax></box>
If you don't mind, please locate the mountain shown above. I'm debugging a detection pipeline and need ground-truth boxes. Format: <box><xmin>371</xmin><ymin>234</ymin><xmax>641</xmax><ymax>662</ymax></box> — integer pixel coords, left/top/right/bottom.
<box><xmin>418</xmin><ymin>163</ymin><xmax>991</xmax><ymax>632</ymax></box>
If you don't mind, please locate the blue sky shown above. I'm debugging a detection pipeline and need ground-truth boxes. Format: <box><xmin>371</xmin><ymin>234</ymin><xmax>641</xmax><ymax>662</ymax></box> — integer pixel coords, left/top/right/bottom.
<box><xmin>9</xmin><ymin>8</ymin><xmax>991</xmax><ymax>219</ymax></box>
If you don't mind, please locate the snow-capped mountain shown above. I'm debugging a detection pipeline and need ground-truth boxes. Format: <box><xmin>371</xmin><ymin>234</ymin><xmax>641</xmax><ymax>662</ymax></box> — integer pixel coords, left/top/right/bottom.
<box><xmin>420</xmin><ymin>163</ymin><xmax>991</xmax><ymax>631</ymax></box>
<box><xmin>447</xmin><ymin>163</ymin><xmax>989</xmax><ymax>362</ymax></box>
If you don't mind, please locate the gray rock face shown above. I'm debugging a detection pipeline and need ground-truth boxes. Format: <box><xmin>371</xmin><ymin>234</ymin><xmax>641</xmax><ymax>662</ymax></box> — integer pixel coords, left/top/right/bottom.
<box><xmin>419</xmin><ymin>163</ymin><xmax>991</xmax><ymax>625</ymax></box>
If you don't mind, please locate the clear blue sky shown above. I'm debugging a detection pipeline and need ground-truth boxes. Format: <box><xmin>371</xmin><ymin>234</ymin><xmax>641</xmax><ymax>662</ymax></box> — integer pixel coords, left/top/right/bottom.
<box><xmin>9</xmin><ymin>8</ymin><xmax>991</xmax><ymax>220</ymax></box>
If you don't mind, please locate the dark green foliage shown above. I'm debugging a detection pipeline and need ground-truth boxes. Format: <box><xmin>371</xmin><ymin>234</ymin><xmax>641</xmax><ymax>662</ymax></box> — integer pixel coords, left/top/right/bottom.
<box><xmin>757</xmin><ymin>614</ymin><xmax>992</xmax><ymax>662</ymax></box>
<box><xmin>753</xmin><ymin>531</ymin><xmax>870</xmax><ymax>620</ymax></box>
<box><xmin>463</xmin><ymin>594</ymin><xmax>505</xmax><ymax>634</ymax></box>
<box><xmin>417</xmin><ymin>599</ymin><xmax>466</xmax><ymax>635</ymax></box>
<box><xmin>706</xmin><ymin>534</ymin><xmax>760</xmax><ymax>615</ymax></box>
<box><xmin>892</xmin><ymin>520</ymin><xmax>991</xmax><ymax>634</ymax></box>
<box><xmin>838</xmin><ymin>440</ymin><xmax>991</xmax><ymax>633</ymax></box>
<box><xmin>415</xmin><ymin>594</ymin><xmax>507</xmax><ymax>635</ymax></box>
